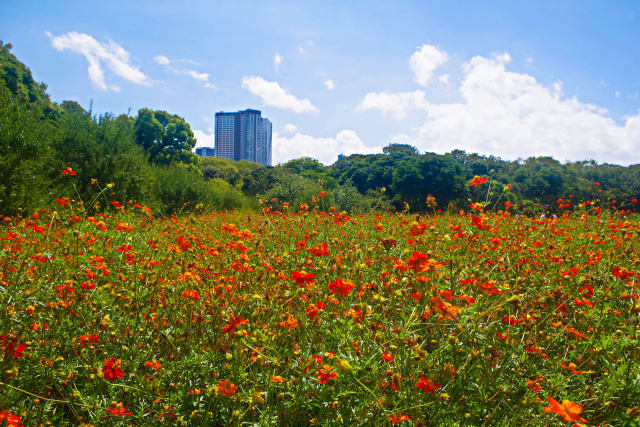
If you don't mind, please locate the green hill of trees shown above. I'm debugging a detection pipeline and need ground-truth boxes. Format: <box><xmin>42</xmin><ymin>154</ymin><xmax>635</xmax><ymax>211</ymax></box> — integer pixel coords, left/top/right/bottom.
<box><xmin>1</xmin><ymin>40</ymin><xmax>638</xmax><ymax>216</ymax></box>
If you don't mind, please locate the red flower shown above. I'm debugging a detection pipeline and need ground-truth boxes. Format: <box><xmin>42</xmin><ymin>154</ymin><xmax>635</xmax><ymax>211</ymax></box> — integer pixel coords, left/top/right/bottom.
<box><xmin>111</xmin><ymin>201</ymin><xmax>122</xmax><ymax>208</ymax></box>
<box><xmin>381</xmin><ymin>352</ymin><xmax>394</xmax><ymax>363</ymax></box>
<box><xmin>415</xmin><ymin>376</ymin><xmax>440</xmax><ymax>395</ymax></box>
<box><xmin>527</xmin><ymin>376</ymin><xmax>543</xmax><ymax>393</ymax></box>
<box><xmin>0</xmin><ymin>409</ymin><xmax>24</xmax><ymax>427</ymax></box>
<box><xmin>62</xmin><ymin>166</ymin><xmax>77</xmax><ymax>175</ymax></box>
<box><xmin>406</xmin><ymin>251</ymin><xmax>437</xmax><ymax>273</ymax></box>
<box><xmin>328</xmin><ymin>278</ymin><xmax>354</xmax><ymax>298</ymax></box>
<box><xmin>222</xmin><ymin>314</ymin><xmax>249</xmax><ymax>336</ymax></box>
<box><xmin>389</xmin><ymin>414</ymin><xmax>412</xmax><ymax>424</ymax></box>
<box><xmin>0</xmin><ymin>410</ymin><xmax>23</xmax><ymax>427</ymax></box>
<box><xmin>102</xmin><ymin>357</ymin><xmax>124</xmax><ymax>381</ymax></box>
<box><xmin>180</xmin><ymin>290</ymin><xmax>200</xmax><ymax>301</ymax></box>
<box><xmin>559</xmin><ymin>361</ymin><xmax>583</xmax><ymax>375</ymax></box>
<box><xmin>309</xmin><ymin>242</ymin><xmax>330</xmax><ymax>256</ymax></box>
<box><xmin>107</xmin><ymin>403</ymin><xmax>132</xmax><ymax>416</ymax></box>
<box><xmin>315</xmin><ymin>364</ymin><xmax>338</xmax><ymax>384</ymax></box>
<box><xmin>144</xmin><ymin>360</ymin><xmax>162</xmax><ymax>370</ymax></box>
<box><xmin>54</xmin><ymin>198</ymin><xmax>69</xmax><ymax>207</ymax></box>
<box><xmin>1</xmin><ymin>336</ymin><xmax>25</xmax><ymax>359</ymax></box>
<box><xmin>469</xmin><ymin>175</ymin><xmax>487</xmax><ymax>187</ymax></box>
<box><xmin>291</xmin><ymin>270</ymin><xmax>315</xmax><ymax>286</ymax></box>
<box><xmin>218</xmin><ymin>380</ymin><xmax>237</xmax><ymax>397</ymax></box>
<box><xmin>306</xmin><ymin>301</ymin><xmax>326</xmax><ymax>320</ymax></box>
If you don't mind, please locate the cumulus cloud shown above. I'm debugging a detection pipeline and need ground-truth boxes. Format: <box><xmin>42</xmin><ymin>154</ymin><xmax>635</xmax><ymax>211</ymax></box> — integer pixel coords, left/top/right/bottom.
<box><xmin>409</xmin><ymin>44</ymin><xmax>448</xmax><ymax>86</ymax></box>
<box><xmin>154</xmin><ymin>54</ymin><xmax>216</xmax><ymax>89</ymax></box>
<box><xmin>323</xmin><ymin>79</ymin><xmax>336</xmax><ymax>90</ymax></box>
<box><xmin>242</xmin><ymin>76</ymin><xmax>318</xmax><ymax>113</ymax></box>
<box><xmin>47</xmin><ymin>31</ymin><xmax>150</xmax><ymax>91</ymax></box>
<box><xmin>357</xmin><ymin>90</ymin><xmax>429</xmax><ymax>119</ymax></box>
<box><xmin>358</xmin><ymin>45</ymin><xmax>640</xmax><ymax>164</ymax></box>
<box><xmin>273</xmin><ymin>129</ymin><xmax>379</xmax><ymax>164</ymax></box>
<box><xmin>415</xmin><ymin>53</ymin><xmax>640</xmax><ymax>164</ymax></box>
<box><xmin>282</xmin><ymin>123</ymin><xmax>298</xmax><ymax>135</ymax></box>
<box><xmin>274</xmin><ymin>53</ymin><xmax>283</xmax><ymax>72</ymax></box>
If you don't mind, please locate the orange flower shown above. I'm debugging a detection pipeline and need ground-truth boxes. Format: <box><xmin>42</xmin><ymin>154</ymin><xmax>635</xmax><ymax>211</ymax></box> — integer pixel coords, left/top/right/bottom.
<box><xmin>222</xmin><ymin>314</ymin><xmax>249</xmax><ymax>336</ymax></box>
<box><xmin>305</xmin><ymin>301</ymin><xmax>326</xmax><ymax>320</ymax></box>
<box><xmin>315</xmin><ymin>364</ymin><xmax>338</xmax><ymax>384</ymax></box>
<box><xmin>107</xmin><ymin>402</ymin><xmax>132</xmax><ymax>416</ymax></box>
<box><xmin>527</xmin><ymin>376</ymin><xmax>543</xmax><ymax>393</ymax></box>
<box><xmin>270</xmin><ymin>375</ymin><xmax>286</xmax><ymax>383</ymax></box>
<box><xmin>309</xmin><ymin>242</ymin><xmax>330</xmax><ymax>256</ymax></box>
<box><xmin>469</xmin><ymin>175</ymin><xmax>487</xmax><ymax>187</ymax></box>
<box><xmin>415</xmin><ymin>376</ymin><xmax>440</xmax><ymax>395</ymax></box>
<box><xmin>218</xmin><ymin>380</ymin><xmax>237</xmax><ymax>397</ymax></box>
<box><xmin>543</xmin><ymin>396</ymin><xmax>588</xmax><ymax>423</ymax></box>
<box><xmin>144</xmin><ymin>360</ymin><xmax>162</xmax><ymax>370</ymax></box>
<box><xmin>388</xmin><ymin>413</ymin><xmax>412</xmax><ymax>424</ymax></box>
<box><xmin>0</xmin><ymin>410</ymin><xmax>23</xmax><ymax>427</ymax></box>
<box><xmin>62</xmin><ymin>166</ymin><xmax>77</xmax><ymax>176</ymax></box>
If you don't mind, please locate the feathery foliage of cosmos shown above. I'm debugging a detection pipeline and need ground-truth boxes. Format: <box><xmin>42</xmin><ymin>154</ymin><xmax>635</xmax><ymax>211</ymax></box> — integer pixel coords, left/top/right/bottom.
<box><xmin>0</xmin><ymin>185</ymin><xmax>639</xmax><ymax>425</ymax></box>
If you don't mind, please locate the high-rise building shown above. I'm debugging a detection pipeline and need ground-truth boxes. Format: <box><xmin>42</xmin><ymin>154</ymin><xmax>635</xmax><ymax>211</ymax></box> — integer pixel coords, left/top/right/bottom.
<box><xmin>214</xmin><ymin>109</ymin><xmax>272</xmax><ymax>166</ymax></box>
<box><xmin>195</xmin><ymin>147</ymin><xmax>216</xmax><ymax>157</ymax></box>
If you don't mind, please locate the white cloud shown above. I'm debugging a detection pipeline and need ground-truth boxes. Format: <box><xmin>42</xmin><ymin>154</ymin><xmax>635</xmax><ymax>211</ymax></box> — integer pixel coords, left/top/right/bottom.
<box><xmin>357</xmin><ymin>90</ymin><xmax>429</xmax><ymax>119</ymax></box>
<box><xmin>154</xmin><ymin>54</ymin><xmax>216</xmax><ymax>89</ymax></box>
<box><xmin>437</xmin><ymin>74</ymin><xmax>449</xmax><ymax>84</ymax></box>
<box><xmin>47</xmin><ymin>31</ymin><xmax>150</xmax><ymax>91</ymax></box>
<box><xmin>153</xmin><ymin>55</ymin><xmax>170</xmax><ymax>65</ymax></box>
<box><xmin>282</xmin><ymin>123</ymin><xmax>298</xmax><ymax>135</ymax></box>
<box><xmin>274</xmin><ymin>53</ymin><xmax>283</xmax><ymax>72</ymax></box>
<box><xmin>242</xmin><ymin>76</ymin><xmax>319</xmax><ymax>113</ymax></box>
<box><xmin>416</xmin><ymin>53</ymin><xmax>640</xmax><ymax>164</ymax></box>
<box><xmin>409</xmin><ymin>44</ymin><xmax>448</xmax><ymax>86</ymax></box>
<box><xmin>359</xmin><ymin>47</ymin><xmax>640</xmax><ymax>165</ymax></box>
<box><xmin>273</xmin><ymin>130</ymin><xmax>379</xmax><ymax>164</ymax></box>
<box><xmin>323</xmin><ymin>79</ymin><xmax>336</xmax><ymax>90</ymax></box>
<box><xmin>297</xmin><ymin>46</ymin><xmax>305</xmax><ymax>54</ymax></box>
<box><xmin>193</xmin><ymin>129</ymin><xmax>214</xmax><ymax>149</ymax></box>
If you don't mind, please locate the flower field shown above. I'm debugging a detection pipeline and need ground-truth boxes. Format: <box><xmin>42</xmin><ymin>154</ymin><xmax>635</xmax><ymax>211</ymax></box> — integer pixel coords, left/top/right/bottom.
<box><xmin>1</xmin><ymin>199</ymin><xmax>639</xmax><ymax>426</ymax></box>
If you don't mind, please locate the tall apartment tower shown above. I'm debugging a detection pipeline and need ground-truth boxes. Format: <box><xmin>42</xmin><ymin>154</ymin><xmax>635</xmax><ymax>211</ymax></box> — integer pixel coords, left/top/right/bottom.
<box><xmin>215</xmin><ymin>109</ymin><xmax>272</xmax><ymax>166</ymax></box>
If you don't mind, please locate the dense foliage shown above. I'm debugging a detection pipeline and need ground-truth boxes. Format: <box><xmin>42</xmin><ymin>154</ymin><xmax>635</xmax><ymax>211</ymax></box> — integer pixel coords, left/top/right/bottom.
<box><xmin>0</xmin><ymin>41</ymin><xmax>250</xmax><ymax>217</ymax></box>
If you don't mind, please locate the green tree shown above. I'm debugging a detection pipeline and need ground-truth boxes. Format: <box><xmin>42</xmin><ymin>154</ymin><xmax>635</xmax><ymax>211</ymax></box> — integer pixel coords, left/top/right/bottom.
<box><xmin>134</xmin><ymin>108</ymin><xmax>196</xmax><ymax>165</ymax></box>
<box><xmin>383</xmin><ymin>142</ymin><xmax>419</xmax><ymax>155</ymax></box>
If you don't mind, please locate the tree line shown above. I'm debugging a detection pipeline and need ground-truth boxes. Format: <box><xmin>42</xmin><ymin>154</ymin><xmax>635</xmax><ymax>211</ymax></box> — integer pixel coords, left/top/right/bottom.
<box><xmin>1</xmin><ymin>41</ymin><xmax>638</xmax><ymax>216</ymax></box>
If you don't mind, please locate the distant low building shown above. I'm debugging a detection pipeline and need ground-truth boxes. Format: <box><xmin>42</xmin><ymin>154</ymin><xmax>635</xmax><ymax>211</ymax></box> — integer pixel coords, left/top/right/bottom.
<box><xmin>195</xmin><ymin>147</ymin><xmax>216</xmax><ymax>157</ymax></box>
<box><xmin>215</xmin><ymin>109</ymin><xmax>272</xmax><ymax>166</ymax></box>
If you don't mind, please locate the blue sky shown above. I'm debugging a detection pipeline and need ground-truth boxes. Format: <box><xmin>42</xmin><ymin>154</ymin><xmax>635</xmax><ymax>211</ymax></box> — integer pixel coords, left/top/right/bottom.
<box><xmin>1</xmin><ymin>0</ymin><xmax>639</xmax><ymax>165</ymax></box>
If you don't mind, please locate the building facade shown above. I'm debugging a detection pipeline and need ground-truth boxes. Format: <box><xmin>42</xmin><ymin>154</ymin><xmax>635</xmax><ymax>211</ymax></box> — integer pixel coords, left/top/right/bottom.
<box><xmin>195</xmin><ymin>147</ymin><xmax>216</xmax><ymax>157</ymax></box>
<box><xmin>214</xmin><ymin>109</ymin><xmax>272</xmax><ymax>166</ymax></box>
